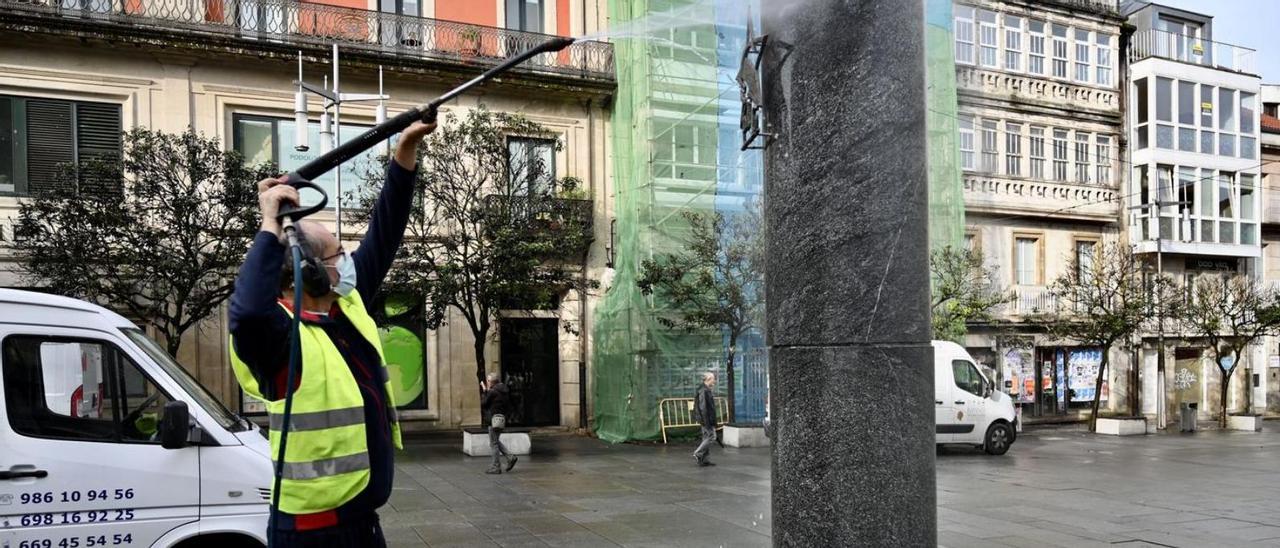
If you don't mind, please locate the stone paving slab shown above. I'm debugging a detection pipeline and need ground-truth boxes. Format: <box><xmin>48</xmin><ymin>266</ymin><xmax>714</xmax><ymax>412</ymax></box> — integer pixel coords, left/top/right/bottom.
<box><xmin>379</xmin><ymin>423</ymin><xmax>1280</xmax><ymax>547</ymax></box>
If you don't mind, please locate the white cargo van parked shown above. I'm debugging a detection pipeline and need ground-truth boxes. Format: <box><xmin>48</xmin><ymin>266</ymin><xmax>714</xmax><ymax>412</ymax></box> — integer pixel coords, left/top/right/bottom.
<box><xmin>0</xmin><ymin>289</ymin><xmax>272</xmax><ymax>547</ymax></box>
<box><xmin>934</xmin><ymin>340</ymin><xmax>1017</xmax><ymax>455</ymax></box>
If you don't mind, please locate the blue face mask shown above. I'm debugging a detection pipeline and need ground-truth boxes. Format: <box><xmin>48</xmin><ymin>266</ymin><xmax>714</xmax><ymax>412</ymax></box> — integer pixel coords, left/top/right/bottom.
<box><xmin>333</xmin><ymin>251</ymin><xmax>357</xmax><ymax>297</ymax></box>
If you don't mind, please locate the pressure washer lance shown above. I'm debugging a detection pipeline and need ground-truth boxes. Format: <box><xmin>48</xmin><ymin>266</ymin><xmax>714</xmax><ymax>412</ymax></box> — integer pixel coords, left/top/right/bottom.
<box><xmin>278</xmin><ymin>35</ymin><xmax>576</xmax><ymax>188</ymax></box>
<box><xmin>266</xmin><ymin>36</ymin><xmax>576</xmax><ymax>546</ymax></box>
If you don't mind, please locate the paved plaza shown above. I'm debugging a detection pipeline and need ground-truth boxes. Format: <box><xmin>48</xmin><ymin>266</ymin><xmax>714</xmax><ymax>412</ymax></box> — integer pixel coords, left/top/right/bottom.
<box><xmin>383</xmin><ymin>424</ymin><xmax>1280</xmax><ymax>547</ymax></box>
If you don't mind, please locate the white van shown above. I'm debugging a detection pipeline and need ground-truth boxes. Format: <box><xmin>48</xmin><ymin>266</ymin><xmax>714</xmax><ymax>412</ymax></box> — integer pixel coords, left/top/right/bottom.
<box><xmin>0</xmin><ymin>289</ymin><xmax>272</xmax><ymax>547</ymax></box>
<box><xmin>934</xmin><ymin>340</ymin><xmax>1017</xmax><ymax>455</ymax></box>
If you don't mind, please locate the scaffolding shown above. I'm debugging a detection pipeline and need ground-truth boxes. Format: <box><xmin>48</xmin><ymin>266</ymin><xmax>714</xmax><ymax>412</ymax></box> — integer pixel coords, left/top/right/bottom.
<box><xmin>926</xmin><ymin>0</ymin><xmax>965</xmax><ymax>254</ymax></box>
<box><xmin>594</xmin><ymin>0</ymin><xmax>960</xmax><ymax>442</ymax></box>
<box><xmin>593</xmin><ymin>0</ymin><xmax>763</xmax><ymax>442</ymax></box>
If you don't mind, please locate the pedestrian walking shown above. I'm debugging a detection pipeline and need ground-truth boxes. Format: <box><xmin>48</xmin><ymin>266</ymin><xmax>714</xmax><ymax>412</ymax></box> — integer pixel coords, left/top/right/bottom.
<box><xmin>693</xmin><ymin>372</ymin><xmax>718</xmax><ymax>467</ymax></box>
<box><xmin>481</xmin><ymin>372</ymin><xmax>518</xmax><ymax>474</ymax></box>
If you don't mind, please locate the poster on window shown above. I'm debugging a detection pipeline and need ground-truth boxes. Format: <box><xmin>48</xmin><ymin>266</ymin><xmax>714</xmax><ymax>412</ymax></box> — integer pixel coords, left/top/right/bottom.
<box><xmin>1055</xmin><ymin>348</ymin><xmax>1106</xmax><ymax>403</ymax></box>
<box><xmin>1002</xmin><ymin>347</ymin><xmax>1036</xmax><ymax>404</ymax></box>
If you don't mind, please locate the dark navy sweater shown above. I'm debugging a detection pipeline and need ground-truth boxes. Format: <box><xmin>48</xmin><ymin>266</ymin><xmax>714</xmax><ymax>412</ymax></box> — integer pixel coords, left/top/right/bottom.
<box><xmin>229</xmin><ymin>161</ymin><xmax>415</xmax><ymax>528</ymax></box>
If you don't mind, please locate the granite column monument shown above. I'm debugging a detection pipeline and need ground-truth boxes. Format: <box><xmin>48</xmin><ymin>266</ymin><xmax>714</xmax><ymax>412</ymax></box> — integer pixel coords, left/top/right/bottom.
<box><xmin>761</xmin><ymin>0</ymin><xmax>937</xmax><ymax>545</ymax></box>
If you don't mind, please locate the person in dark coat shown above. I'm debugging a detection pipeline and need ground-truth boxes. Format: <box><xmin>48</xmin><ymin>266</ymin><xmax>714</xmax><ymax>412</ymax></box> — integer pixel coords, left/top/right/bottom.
<box><xmin>693</xmin><ymin>372</ymin><xmax>718</xmax><ymax>466</ymax></box>
<box><xmin>481</xmin><ymin>372</ymin><xmax>517</xmax><ymax>474</ymax></box>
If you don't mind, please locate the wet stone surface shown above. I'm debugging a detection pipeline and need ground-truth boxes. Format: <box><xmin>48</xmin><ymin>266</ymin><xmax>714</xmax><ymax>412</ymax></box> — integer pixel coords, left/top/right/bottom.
<box><xmin>382</xmin><ymin>427</ymin><xmax>1280</xmax><ymax>547</ymax></box>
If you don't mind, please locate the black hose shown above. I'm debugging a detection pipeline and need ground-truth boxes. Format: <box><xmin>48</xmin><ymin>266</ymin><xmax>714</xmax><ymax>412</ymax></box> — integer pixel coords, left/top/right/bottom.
<box><xmin>263</xmin><ymin>36</ymin><xmax>577</xmax><ymax>542</ymax></box>
<box><xmin>268</xmin><ymin>225</ymin><xmax>305</xmax><ymax>547</ymax></box>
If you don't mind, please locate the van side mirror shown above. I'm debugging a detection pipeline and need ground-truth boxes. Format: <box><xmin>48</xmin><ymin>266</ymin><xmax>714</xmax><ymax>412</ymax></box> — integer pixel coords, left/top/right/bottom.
<box><xmin>160</xmin><ymin>400</ymin><xmax>191</xmax><ymax>450</ymax></box>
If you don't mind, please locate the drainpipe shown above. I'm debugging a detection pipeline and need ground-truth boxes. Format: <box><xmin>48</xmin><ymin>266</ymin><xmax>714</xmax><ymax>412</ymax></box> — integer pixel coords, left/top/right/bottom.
<box><xmin>578</xmin><ymin>97</ymin><xmax>595</xmax><ymax>431</ymax></box>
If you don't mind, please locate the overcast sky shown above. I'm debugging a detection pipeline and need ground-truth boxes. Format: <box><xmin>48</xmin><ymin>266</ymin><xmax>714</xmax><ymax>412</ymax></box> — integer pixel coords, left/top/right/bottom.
<box><xmin>1146</xmin><ymin>0</ymin><xmax>1279</xmax><ymax>83</ymax></box>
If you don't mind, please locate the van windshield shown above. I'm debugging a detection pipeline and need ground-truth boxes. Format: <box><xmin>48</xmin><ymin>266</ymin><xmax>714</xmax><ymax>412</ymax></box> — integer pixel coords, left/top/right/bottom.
<box><xmin>121</xmin><ymin>328</ymin><xmax>244</xmax><ymax>432</ymax></box>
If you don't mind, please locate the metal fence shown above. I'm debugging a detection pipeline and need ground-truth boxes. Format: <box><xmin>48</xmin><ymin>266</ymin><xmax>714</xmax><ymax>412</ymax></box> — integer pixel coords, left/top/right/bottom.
<box><xmin>1131</xmin><ymin>28</ymin><xmax>1255</xmax><ymax>75</ymax></box>
<box><xmin>645</xmin><ymin>348</ymin><xmax>768</xmax><ymax>425</ymax></box>
<box><xmin>3</xmin><ymin>0</ymin><xmax>615</xmax><ymax>81</ymax></box>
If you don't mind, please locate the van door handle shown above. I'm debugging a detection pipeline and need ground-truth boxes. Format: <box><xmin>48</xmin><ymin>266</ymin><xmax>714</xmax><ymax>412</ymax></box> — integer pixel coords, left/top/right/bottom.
<box><xmin>0</xmin><ymin>469</ymin><xmax>48</xmax><ymax>480</ymax></box>
<box><xmin>935</xmin><ymin>400</ymin><xmax>943</xmax><ymax>405</ymax></box>
<box><xmin>954</xmin><ymin>401</ymin><xmax>966</xmax><ymax>405</ymax></box>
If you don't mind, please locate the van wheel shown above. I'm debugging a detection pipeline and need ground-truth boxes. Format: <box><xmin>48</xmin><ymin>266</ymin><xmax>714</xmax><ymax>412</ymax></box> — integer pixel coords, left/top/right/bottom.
<box><xmin>984</xmin><ymin>422</ymin><xmax>1012</xmax><ymax>455</ymax></box>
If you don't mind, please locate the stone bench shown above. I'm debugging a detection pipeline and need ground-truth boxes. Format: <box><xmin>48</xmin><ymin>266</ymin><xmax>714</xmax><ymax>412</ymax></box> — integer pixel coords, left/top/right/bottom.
<box><xmin>461</xmin><ymin>427</ymin><xmax>532</xmax><ymax>456</ymax></box>
<box><xmin>723</xmin><ymin>424</ymin><xmax>770</xmax><ymax>448</ymax></box>
<box><xmin>1096</xmin><ymin>416</ymin><xmax>1146</xmax><ymax>436</ymax></box>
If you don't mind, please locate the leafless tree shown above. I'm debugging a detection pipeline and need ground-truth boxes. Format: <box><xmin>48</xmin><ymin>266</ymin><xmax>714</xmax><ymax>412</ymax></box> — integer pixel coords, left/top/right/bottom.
<box><xmin>1172</xmin><ymin>275</ymin><xmax>1280</xmax><ymax>427</ymax></box>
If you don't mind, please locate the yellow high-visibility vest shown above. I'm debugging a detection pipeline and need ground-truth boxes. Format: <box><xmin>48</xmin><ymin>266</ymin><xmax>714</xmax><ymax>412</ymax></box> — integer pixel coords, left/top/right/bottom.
<box><xmin>230</xmin><ymin>290</ymin><xmax>403</xmax><ymax>515</ymax></box>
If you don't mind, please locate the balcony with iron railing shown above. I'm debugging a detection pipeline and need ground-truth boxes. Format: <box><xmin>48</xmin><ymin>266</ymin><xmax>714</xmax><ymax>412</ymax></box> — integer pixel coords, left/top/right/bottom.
<box><xmin>1006</xmin><ymin>286</ymin><xmax>1059</xmax><ymax>317</ymax></box>
<box><xmin>482</xmin><ymin>194</ymin><xmax>594</xmax><ymax>256</ymax></box>
<box><xmin>0</xmin><ymin>0</ymin><xmax>615</xmax><ymax>84</ymax></box>
<box><xmin>1130</xmin><ymin>28</ymin><xmax>1256</xmax><ymax>75</ymax></box>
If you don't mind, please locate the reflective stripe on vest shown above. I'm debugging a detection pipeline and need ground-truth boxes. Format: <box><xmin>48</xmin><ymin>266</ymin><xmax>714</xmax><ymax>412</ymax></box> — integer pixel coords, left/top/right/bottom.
<box><xmin>228</xmin><ymin>289</ymin><xmax>396</xmax><ymax>514</ymax></box>
<box><xmin>269</xmin><ymin>406</ymin><xmax>365</xmax><ymax>432</ymax></box>
<box><xmin>277</xmin><ymin>452</ymin><xmax>371</xmax><ymax>481</ymax></box>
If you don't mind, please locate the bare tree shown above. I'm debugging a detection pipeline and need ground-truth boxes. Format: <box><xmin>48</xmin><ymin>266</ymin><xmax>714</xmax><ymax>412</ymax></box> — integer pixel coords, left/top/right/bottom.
<box><xmin>1044</xmin><ymin>243</ymin><xmax>1165</xmax><ymax>432</ymax></box>
<box><xmin>930</xmin><ymin>246</ymin><xmax>1011</xmax><ymax>342</ymax></box>
<box><xmin>346</xmin><ymin>108</ymin><xmax>594</xmax><ymax>410</ymax></box>
<box><xmin>14</xmin><ymin>128</ymin><xmax>270</xmax><ymax>356</ymax></box>
<box><xmin>1172</xmin><ymin>275</ymin><xmax>1280</xmax><ymax>427</ymax></box>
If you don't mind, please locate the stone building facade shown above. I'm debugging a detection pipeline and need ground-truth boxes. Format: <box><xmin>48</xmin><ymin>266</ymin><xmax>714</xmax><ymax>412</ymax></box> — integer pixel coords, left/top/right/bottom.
<box><xmin>0</xmin><ymin>0</ymin><xmax>615</xmax><ymax>430</ymax></box>
<box><xmin>953</xmin><ymin>0</ymin><xmax>1129</xmax><ymax>422</ymax></box>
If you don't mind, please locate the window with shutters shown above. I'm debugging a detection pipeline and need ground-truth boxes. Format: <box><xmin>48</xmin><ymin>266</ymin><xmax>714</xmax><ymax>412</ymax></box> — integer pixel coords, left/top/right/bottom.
<box><xmin>0</xmin><ymin>95</ymin><xmax>121</xmax><ymax>195</ymax></box>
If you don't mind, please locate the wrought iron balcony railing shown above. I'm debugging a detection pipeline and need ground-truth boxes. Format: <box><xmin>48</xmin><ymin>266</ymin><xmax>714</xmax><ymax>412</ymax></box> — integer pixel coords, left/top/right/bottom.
<box><xmin>482</xmin><ymin>194</ymin><xmax>594</xmax><ymax>248</ymax></box>
<box><xmin>1131</xmin><ymin>28</ymin><xmax>1256</xmax><ymax>75</ymax></box>
<box><xmin>1007</xmin><ymin>286</ymin><xmax>1059</xmax><ymax>316</ymax></box>
<box><xmin>1</xmin><ymin>0</ymin><xmax>615</xmax><ymax>82</ymax></box>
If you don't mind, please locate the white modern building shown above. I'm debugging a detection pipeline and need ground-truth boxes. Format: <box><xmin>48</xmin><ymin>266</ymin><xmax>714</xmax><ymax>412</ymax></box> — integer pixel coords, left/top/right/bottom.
<box><xmin>1123</xmin><ymin>1</ymin><xmax>1263</xmax><ymax>425</ymax></box>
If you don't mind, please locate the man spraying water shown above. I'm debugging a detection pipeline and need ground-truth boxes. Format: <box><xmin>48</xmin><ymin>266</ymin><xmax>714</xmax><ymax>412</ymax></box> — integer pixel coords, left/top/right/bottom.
<box><xmin>228</xmin><ymin>120</ymin><xmax>434</xmax><ymax>546</ymax></box>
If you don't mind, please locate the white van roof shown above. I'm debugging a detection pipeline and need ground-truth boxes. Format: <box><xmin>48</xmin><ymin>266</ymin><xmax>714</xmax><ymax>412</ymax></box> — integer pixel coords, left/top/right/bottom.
<box><xmin>0</xmin><ymin>288</ymin><xmax>137</xmax><ymax>332</ymax></box>
<box><xmin>932</xmin><ymin>340</ymin><xmax>971</xmax><ymax>362</ymax></box>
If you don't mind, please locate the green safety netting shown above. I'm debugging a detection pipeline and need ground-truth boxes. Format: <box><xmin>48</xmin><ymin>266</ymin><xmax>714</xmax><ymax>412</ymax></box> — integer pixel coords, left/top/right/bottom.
<box><xmin>926</xmin><ymin>0</ymin><xmax>965</xmax><ymax>254</ymax></box>
<box><xmin>593</xmin><ymin>0</ymin><xmax>740</xmax><ymax>443</ymax></box>
<box><xmin>594</xmin><ymin>0</ymin><xmax>959</xmax><ymax>443</ymax></box>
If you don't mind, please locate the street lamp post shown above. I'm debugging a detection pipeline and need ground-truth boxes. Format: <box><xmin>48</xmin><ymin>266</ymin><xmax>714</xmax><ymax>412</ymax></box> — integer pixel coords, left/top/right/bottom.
<box><xmin>1130</xmin><ymin>197</ymin><xmax>1190</xmax><ymax>430</ymax></box>
<box><xmin>293</xmin><ymin>45</ymin><xmax>392</xmax><ymax>241</ymax></box>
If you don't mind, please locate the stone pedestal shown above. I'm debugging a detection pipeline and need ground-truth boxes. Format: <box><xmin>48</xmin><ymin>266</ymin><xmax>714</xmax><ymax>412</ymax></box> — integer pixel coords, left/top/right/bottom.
<box><xmin>1228</xmin><ymin>415</ymin><xmax>1263</xmax><ymax>432</ymax></box>
<box><xmin>461</xmin><ymin>429</ymin><xmax>531</xmax><ymax>456</ymax></box>
<box><xmin>723</xmin><ymin>425</ymin><xmax>770</xmax><ymax>448</ymax></box>
<box><xmin>1096</xmin><ymin>417</ymin><xmax>1147</xmax><ymax>436</ymax></box>
<box><xmin>761</xmin><ymin>1</ymin><xmax>936</xmax><ymax>545</ymax></box>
